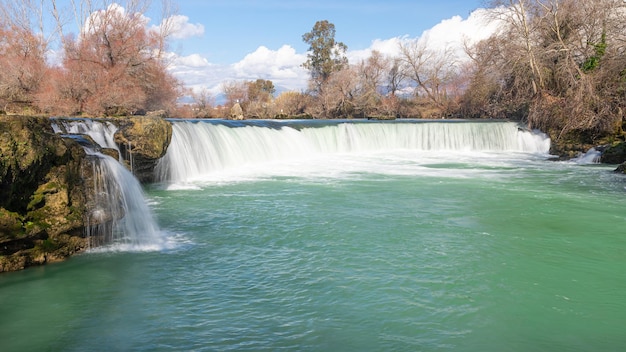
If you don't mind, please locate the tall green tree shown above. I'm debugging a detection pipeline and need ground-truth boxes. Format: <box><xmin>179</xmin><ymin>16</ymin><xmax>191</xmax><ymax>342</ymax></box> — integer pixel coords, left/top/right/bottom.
<box><xmin>302</xmin><ymin>20</ymin><xmax>348</xmax><ymax>91</ymax></box>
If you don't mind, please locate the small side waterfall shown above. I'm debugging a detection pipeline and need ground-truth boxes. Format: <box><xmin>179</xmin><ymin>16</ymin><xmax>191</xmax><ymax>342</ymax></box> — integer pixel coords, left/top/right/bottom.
<box><xmin>156</xmin><ymin>120</ymin><xmax>551</xmax><ymax>183</ymax></box>
<box><xmin>573</xmin><ymin>148</ymin><xmax>602</xmax><ymax>164</ymax></box>
<box><xmin>53</xmin><ymin>118</ymin><xmax>164</xmax><ymax>250</ymax></box>
<box><xmin>53</xmin><ymin>118</ymin><xmax>120</xmax><ymax>155</ymax></box>
<box><xmin>84</xmin><ymin>149</ymin><xmax>163</xmax><ymax>250</ymax></box>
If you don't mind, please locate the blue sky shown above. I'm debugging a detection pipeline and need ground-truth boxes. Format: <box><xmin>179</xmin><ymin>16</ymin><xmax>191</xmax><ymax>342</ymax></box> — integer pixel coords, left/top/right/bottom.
<box><xmin>172</xmin><ymin>0</ymin><xmax>486</xmax><ymax>64</ymax></box>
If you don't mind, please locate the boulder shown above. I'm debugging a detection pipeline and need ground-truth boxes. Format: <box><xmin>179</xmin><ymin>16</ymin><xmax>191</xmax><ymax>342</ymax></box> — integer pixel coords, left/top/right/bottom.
<box><xmin>113</xmin><ymin>116</ymin><xmax>172</xmax><ymax>183</ymax></box>
<box><xmin>230</xmin><ymin>103</ymin><xmax>244</xmax><ymax>120</ymax></box>
<box><xmin>600</xmin><ymin>142</ymin><xmax>626</xmax><ymax>164</ymax></box>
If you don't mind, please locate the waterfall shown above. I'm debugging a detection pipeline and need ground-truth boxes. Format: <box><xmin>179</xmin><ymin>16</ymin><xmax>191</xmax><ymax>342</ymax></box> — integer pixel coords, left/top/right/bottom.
<box><xmin>53</xmin><ymin>118</ymin><xmax>164</xmax><ymax>250</ymax></box>
<box><xmin>573</xmin><ymin>148</ymin><xmax>602</xmax><ymax>164</ymax></box>
<box><xmin>155</xmin><ymin>120</ymin><xmax>551</xmax><ymax>183</ymax></box>
<box><xmin>52</xmin><ymin>118</ymin><xmax>120</xmax><ymax>156</ymax></box>
<box><xmin>84</xmin><ymin>149</ymin><xmax>163</xmax><ymax>250</ymax></box>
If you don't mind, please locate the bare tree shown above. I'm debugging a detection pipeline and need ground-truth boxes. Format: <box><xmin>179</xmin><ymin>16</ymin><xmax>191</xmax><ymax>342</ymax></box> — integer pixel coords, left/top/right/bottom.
<box><xmin>490</xmin><ymin>0</ymin><xmax>545</xmax><ymax>96</ymax></box>
<box><xmin>246</xmin><ymin>79</ymin><xmax>275</xmax><ymax>103</ymax></box>
<box><xmin>0</xmin><ymin>0</ymin><xmax>182</xmax><ymax>115</ymax></box>
<box><xmin>459</xmin><ymin>37</ymin><xmax>505</xmax><ymax>118</ymax></box>
<box><xmin>399</xmin><ymin>39</ymin><xmax>458</xmax><ymax>113</ymax></box>
<box><xmin>273</xmin><ymin>91</ymin><xmax>309</xmax><ymax>118</ymax></box>
<box><xmin>353</xmin><ymin>50</ymin><xmax>388</xmax><ymax>117</ymax></box>
<box><xmin>222</xmin><ymin>80</ymin><xmax>248</xmax><ymax>109</ymax></box>
<box><xmin>0</xmin><ymin>0</ymin><xmax>51</xmax><ymax>110</ymax></box>
<box><xmin>44</xmin><ymin>0</ymin><xmax>181</xmax><ymax>115</ymax></box>
<box><xmin>191</xmin><ymin>87</ymin><xmax>215</xmax><ymax>117</ymax></box>
<box><xmin>463</xmin><ymin>0</ymin><xmax>626</xmax><ymax>143</ymax></box>
<box><xmin>386</xmin><ymin>57</ymin><xmax>406</xmax><ymax>98</ymax></box>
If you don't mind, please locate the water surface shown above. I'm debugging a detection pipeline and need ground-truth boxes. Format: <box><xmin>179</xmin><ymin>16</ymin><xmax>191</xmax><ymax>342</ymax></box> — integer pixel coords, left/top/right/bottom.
<box><xmin>1</xmin><ymin>120</ymin><xmax>625</xmax><ymax>351</ymax></box>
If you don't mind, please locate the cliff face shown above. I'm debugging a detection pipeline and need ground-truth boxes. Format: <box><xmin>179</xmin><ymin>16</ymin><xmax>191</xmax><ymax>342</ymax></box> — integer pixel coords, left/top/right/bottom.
<box><xmin>0</xmin><ymin>116</ymin><xmax>88</xmax><ymax>272</ymax></box>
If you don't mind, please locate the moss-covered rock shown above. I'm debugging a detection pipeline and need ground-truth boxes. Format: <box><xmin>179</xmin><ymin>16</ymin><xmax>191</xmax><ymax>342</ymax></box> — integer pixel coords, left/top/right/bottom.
<box><xmin>0</xmin><ymin>115</ymin><xmax>173</xmax><ymax>272</ymax></box>
<box><xmin>113</xmin><ymin>116</ymin><xmax>172</xmax><ymax>183</ymax></box>
<box><xmin>601</xmin><ymin>142</ymin><xmax>626</xmax><ymax>165</ymax></box>
<box><xmin>546</xmin><ymin>128</ymin><xmax>596</xmax><ymax>160</ymax></box>
<box><xmin>0</xmin><ymin>116</ymin><xmax>89</xmax><ymax>273</ymax></box>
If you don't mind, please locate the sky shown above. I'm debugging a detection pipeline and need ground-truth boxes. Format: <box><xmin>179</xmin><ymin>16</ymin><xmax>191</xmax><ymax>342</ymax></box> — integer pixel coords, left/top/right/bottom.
<box><xmin>150</xmin><ymin>0</ymin><xmax>496</xmax><ymax>96</ymax></box>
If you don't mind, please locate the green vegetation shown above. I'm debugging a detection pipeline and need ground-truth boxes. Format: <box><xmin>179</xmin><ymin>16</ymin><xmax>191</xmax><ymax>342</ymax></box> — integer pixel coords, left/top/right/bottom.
<box><xmin>581</xmin><ymin>33</ymin><xmax>607</xmax><ymax>73</ymax></box>
<box><xmin>302</xmin><ymin>20</ymin><xmax>348</xmax><ymax>91</ymax></box>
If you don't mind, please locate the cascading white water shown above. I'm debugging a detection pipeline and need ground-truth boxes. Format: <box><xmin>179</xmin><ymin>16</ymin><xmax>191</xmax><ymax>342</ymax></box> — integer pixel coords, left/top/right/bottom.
<box><xmin>84</xmin><ymin>149</ymin><xmax>164</xmax><ymax>250</ymax></box>
<box><xmin>52</xmin><ymin>118</ymin><xmax>165</xmax><ymax>250</ymax></box>
<box><xmin>301</xmin><ymin>121</ymin><xmax>550</xmax><ymax>152</ymax></box>
<box><xmin>573</xmin><ymin>148</ymin><xmax>602</xmax><ymax>164</ymax></box>
<box><xmin>155</xmin><ymin>120</ymin><xmax>551</xmax><ymax>183</ymax></box>
<box><xmin>52</xmin><ymin>118</ymin><xmax>120</xmax><ymax>154</ymax></box>
<box><xmin>155</xmin><ymin>122</ymin><xmax>318</xmax><ymax>182</ymax></box>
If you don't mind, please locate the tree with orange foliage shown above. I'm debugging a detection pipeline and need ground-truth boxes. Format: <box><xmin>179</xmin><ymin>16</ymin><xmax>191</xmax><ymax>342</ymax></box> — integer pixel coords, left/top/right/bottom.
<box><xmin>0</xmin><ymin>1</ymin><xmax>48</xmax><ymax>112</ymax></box>
<box><xmin>47</xmin><ymin>3</ymin><xmax>180</xmax><ymax>115</ymax></box>
<box><xmin>0</xmin><ymin>0</ymin><xmax>182</xmax><ymax>116</ymax></box>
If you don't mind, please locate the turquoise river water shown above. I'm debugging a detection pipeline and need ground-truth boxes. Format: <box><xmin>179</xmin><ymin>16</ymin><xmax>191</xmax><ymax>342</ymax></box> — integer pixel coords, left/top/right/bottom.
<box><xmin>1</xmin><ymin>120</ymin><xmax>626</xmax><ymax>351</ymax></box>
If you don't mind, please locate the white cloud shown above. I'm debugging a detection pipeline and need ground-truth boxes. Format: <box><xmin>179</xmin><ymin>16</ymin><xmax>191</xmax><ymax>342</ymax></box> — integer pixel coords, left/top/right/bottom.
<box><xmin>232</xmin><ymin>45</ymin><xmax>308</xmax><ymax>89</ymax></box>
<box><xmin>84</xmin><ymin>3</ymin><xmax>150</xmax><ymax>35</ymax></box>
<box><xmin>347</xmin><ymin>37</ymin><xmax>407</xmax><ymax>63</ymax></box>
<box><xmin>168</xmin><ymin>53</ymin><xmax>230</xmax><ymax>95</ymax></box>
<box><xmin>82</xmin><ymin>4</ymin><xmax>204</xmax><ymax>41</ymax></box>
<box><xmin>168</xmin><ymin>45</ymin><xmax>309</xmax><ymax>97</ymax></box>
<box><xmin>45</xmin><ymin>49</ymin><xmax>63</xmax><ymax>67</ymax></box>
<box><xmin>347</xmin><ymin>8</ymin><xmax>499</xmax><ymax>64</ymax></box>
<box><xmin>175</xmin><ymin>53</ymin><xmax>211</xmax><ymax>68</ymax></box>
<box><xmin>421</xmin><ymin>16</ymin><xmax>474</xmax><ymax>48</ymax></box>
<box><xmin>416</xmin><ymin>8</ymin><xmax>499</xmax><ymax>55</ymax></box>
<box><xmin>156</xmin><ymin>15</ymin><xmax>205</xmax><ymax>40</ymax></box>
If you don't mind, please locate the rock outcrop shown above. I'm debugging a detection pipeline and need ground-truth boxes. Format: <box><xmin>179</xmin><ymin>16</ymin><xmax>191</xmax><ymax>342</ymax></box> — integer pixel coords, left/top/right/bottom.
<box><xmin>599</xmin><ymin>142</ymin><xmax>626</xmax><ymax>173</ymax></box>
<box><xmin>113</xmin><ymin>116</ymin><xmax>172</xmax><ymax>183</ymax></box>
<box><xmin>0</xmin><ymin>116</ymin><xmax>89</xmax><ymax>272</ymax></box>
<box><xmin>601</xmin><ymin>142</ymin><xmax>626</xmax><ymax>164</ymax></box>
<box><xmin>230</xmin><ymin>103</ymin><xmax>244</xmax><ymax>120</ymax></box>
